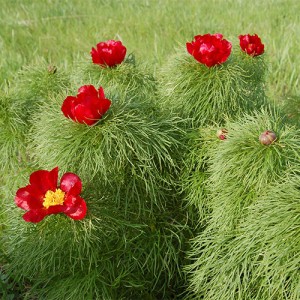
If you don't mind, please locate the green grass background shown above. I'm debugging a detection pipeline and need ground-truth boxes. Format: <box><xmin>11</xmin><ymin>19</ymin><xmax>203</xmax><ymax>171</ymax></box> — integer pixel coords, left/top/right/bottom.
<box><xmin>1</xmin><ymin>0</ymin><xmax>299</xmax><ymax>103</ymax></box>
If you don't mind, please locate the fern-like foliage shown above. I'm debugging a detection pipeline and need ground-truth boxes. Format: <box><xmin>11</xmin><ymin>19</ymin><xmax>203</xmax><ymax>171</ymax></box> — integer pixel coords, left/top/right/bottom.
<box><xmin>158</xmin><ymin>45</ymin><xmax>267</xmax><ymax>128</ymax></box>
<box><xmin>186</xmin><ymin>109</ymin><xmax>300</xmax><ymax>299</ymax></box>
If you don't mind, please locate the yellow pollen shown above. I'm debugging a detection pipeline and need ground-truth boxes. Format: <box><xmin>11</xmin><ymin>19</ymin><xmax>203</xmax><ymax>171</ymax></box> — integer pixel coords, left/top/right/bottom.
<box><xmin>43</xmin><ymin>189</ymin><xmax>65</xmax><ymax>209</ymax></box>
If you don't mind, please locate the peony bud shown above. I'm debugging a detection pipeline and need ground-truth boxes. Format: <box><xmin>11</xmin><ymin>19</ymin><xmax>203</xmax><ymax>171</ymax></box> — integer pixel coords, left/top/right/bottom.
<box><xmin>217</xmin><ymin>128</ymin><xmax>228</xmax><ymax>140</ymax></box>
<box><xmin>259</xmin><ymin>130</ymin><xmax>277</xmax><ymax>145</ymax></box>
<box><xmin>48</xmin><ymin>65</ymin><xmax>57</xmax><ymax>74</ymax></box>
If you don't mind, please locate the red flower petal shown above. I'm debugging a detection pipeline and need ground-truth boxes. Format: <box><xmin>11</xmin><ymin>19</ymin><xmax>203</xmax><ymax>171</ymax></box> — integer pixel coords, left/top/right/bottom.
<box><xmin>46</xmin><ymin>205</ymin><xmax>66</xmax><ymax>215</ymax></box>
<box><xmin>22</xmin><ymin>209</ymin><xmax>48</xmax><ymax>223</ymax></box>
<box><xmin>97</xmin><ymin>97</ymin><xmax>111</xmax><ymax>117</ymax></box>
<box><xmin>78</xmin><ymin>86</ymin><xmax>103</xmax><ymax>111</ymax></box>
<box><xmin>91</xmin><ymin>47</ymin><xmax>102</xmax><ymax>65</ymax></box>
<box><xmin>98</xmin><ymin>87</ymin><xmax>105</xmax><ymax>99</ymax></box>
<box><xmin>73</xmin><ymin>104</ymin><xmax>99</xmax><ymax>125</ymax></box>
<box><xmin>63</xmin><ymin>194</ymin><xmax>81</xmax><ymax>210</ymax></box>
<box><xmin>213</xmin><ymin>33</ymin><xmax>223</xmax><ymax>40</ymax></box>
<box><xmin>112</xmin><ymin>42</ymin><xmax>127</xmax><ymax>65</ymax></box>
<box><xmin>29</xmin><ymin>167</ymin><xmax>58</xmax><ymax>194</ymax></box>
<box><xmin>78</xmin><ymin>85</ymin><xmax>98</xmax><ymax>97</ymax></box>
<box><xmin>186</xmin><ymin>42</ymin><xmax>194</xmax><ymax>55</ymax></box>
<box><xmin>94</xmin><ymin>87</ymin><xmax>111</xmax><ymax>116</ymax></box>
<box><xmin>60</xmin><ymin>172</ymin><xmax>82</xmax><ymax>195</ymax></box>
<box><xmin>100</xmin><ymin>47</ymin><xmax>114</xmax><ymax>67</ymax></box>
<box><xmin>62</xmin><ymin>96</ymin><xmax>78</xmax><ymax>119</ymax></box>
<box><xmin>15</xmin><ymin>185</ymin><xmax>44</xmax><ymax>210</ymax></box>
<box><xmin>65</xmin><ymin>198</ymin><xmax>87</xmax><ymax>220</ymax></box>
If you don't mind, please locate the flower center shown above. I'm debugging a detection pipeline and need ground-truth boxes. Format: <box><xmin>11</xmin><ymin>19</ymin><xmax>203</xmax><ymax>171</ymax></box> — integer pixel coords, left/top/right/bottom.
<box><xmin>43</xmin><ymin>189</ymin><xmax>65</xmax><ymax>209</ymax></box>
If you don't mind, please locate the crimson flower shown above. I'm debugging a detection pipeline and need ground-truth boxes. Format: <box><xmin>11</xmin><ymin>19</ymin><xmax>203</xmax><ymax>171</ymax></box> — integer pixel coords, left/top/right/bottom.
<box><xmin>91</xmin><ymin>40</ymin><xmax>127</xmax><ymax>67</ymax></box>
<box><xmin>15</xmin><ymin>167</ymin><xmax>87</xmax><ymax>223</ymax></box>
<box><xmin>186</xmin><ymin>33</ymin><xmax>232</xmax><ymax>67</ymax></box>
<box><xmin>239</xmin><ymin>34</ymin><xmax>264</xmax><ymax>56</ymax></box>
<box><xmin>61</xmin><ymin>85</ymin><xmax>111</xmax><ymax>126</ymax></box>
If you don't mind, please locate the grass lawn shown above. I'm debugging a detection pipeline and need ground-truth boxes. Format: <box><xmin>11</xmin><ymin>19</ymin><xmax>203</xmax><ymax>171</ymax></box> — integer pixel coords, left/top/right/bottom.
<box><xmin>0</xmin><ymin>0</ymin><xmax>299</xmax><ymax>101</ymax></box>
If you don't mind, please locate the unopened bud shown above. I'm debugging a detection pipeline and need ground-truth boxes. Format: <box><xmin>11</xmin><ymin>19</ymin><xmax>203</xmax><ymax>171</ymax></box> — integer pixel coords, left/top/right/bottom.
<box><xmin>48</xmin><ymin>65</ymin><xmax>57</xmax><ymax>74</ymax></box>
<box><xmin>259</xmin><ymin>130</ymin><xmax>277</xmax><ymax>145</ymax></box>
<box><xmin>217</xmin><ymin>128</ymin><xmax>228</xmax><ymax>140</ymax></box>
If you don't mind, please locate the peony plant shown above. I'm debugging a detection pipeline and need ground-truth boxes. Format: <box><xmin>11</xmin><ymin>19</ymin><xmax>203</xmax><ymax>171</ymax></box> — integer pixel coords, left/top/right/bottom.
<box><xmin>2</xmin><ymin>27</ymin><xmax>299</xmax><ymax>300</ymax></box>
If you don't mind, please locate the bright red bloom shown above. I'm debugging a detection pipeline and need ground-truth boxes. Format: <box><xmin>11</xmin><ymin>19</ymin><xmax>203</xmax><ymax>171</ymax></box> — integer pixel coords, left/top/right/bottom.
<box><xmin>239</xmin><ymin>34</ymin><xmax>264</xmax><ymax>56</ymax></box>
<box><xmin>15</xmin><ymin>167</ymin><xmax>87</xmax><ymax>223</ymax></box>
<box><xmin>91</xmin><ymin>40</ymin><xmax>127</xmax><ymax>67</ymax></box>
<box><xmin>61</xmin><ymin>85</ymin><xmax>111</xmax><ymax>126</ymax></box>
<box><xmin>186</xmin><ymin>33</ymin><xmax>232</xmax><ymax>67</ymax></box>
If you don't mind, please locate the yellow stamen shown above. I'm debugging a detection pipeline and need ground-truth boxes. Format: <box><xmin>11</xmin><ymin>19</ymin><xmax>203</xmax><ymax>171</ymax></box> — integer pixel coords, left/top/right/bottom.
<box><xmin>43</xmin><ymin>189</ymin><xmax>65</xmax><ymax>209</ymax></box>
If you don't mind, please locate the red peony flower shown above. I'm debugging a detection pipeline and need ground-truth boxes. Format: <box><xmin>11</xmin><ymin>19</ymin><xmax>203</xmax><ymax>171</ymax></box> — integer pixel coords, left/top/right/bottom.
<box><xmin>90</xmin><ymin>39</ymin><xmax>127</xmax><ymax>67</ymax></box>
<box><xmin>239</xmin><ymin>34</ymin><xmax>264</xmax><ymax>56</ymax></box>
<box><xmin>61</xmin><ymin>85</ymin><xmax>111</xmax><ymax>126</ymax></box>
<box><xmin>15</xmin><ymin>167</ymin><xmax>87</xmax><ymax>223</ymax></box>
<box><xmin>186</xmin><ymin>33</ymin><xmax>232</xmax><ymax>67</ymax></box>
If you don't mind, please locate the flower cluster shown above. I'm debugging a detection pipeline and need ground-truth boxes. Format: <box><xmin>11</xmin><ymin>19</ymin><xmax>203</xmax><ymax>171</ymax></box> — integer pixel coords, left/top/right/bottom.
<box><xmin>15</xmin><ymin>40</ymin><xmax>129</xmax><ymax>222</ymax></box>
<box><xmin>15</xmin><ymin>34</ymin><xmax>265</xmax><ymax>224</ymax></box>
<box><xmin>61</xmin><ymin>39</ymin><xmax>129</xmax><ymax>126</ymax></box>
<box><xmin>15</xmin><ymin>167</ymin><xmax>87</xmax><ymax>223</ymax></box>
<box><xmin>187</xmin><ymin>33</ymin><xmax>264</xmax><ymax>67</ymax></box>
